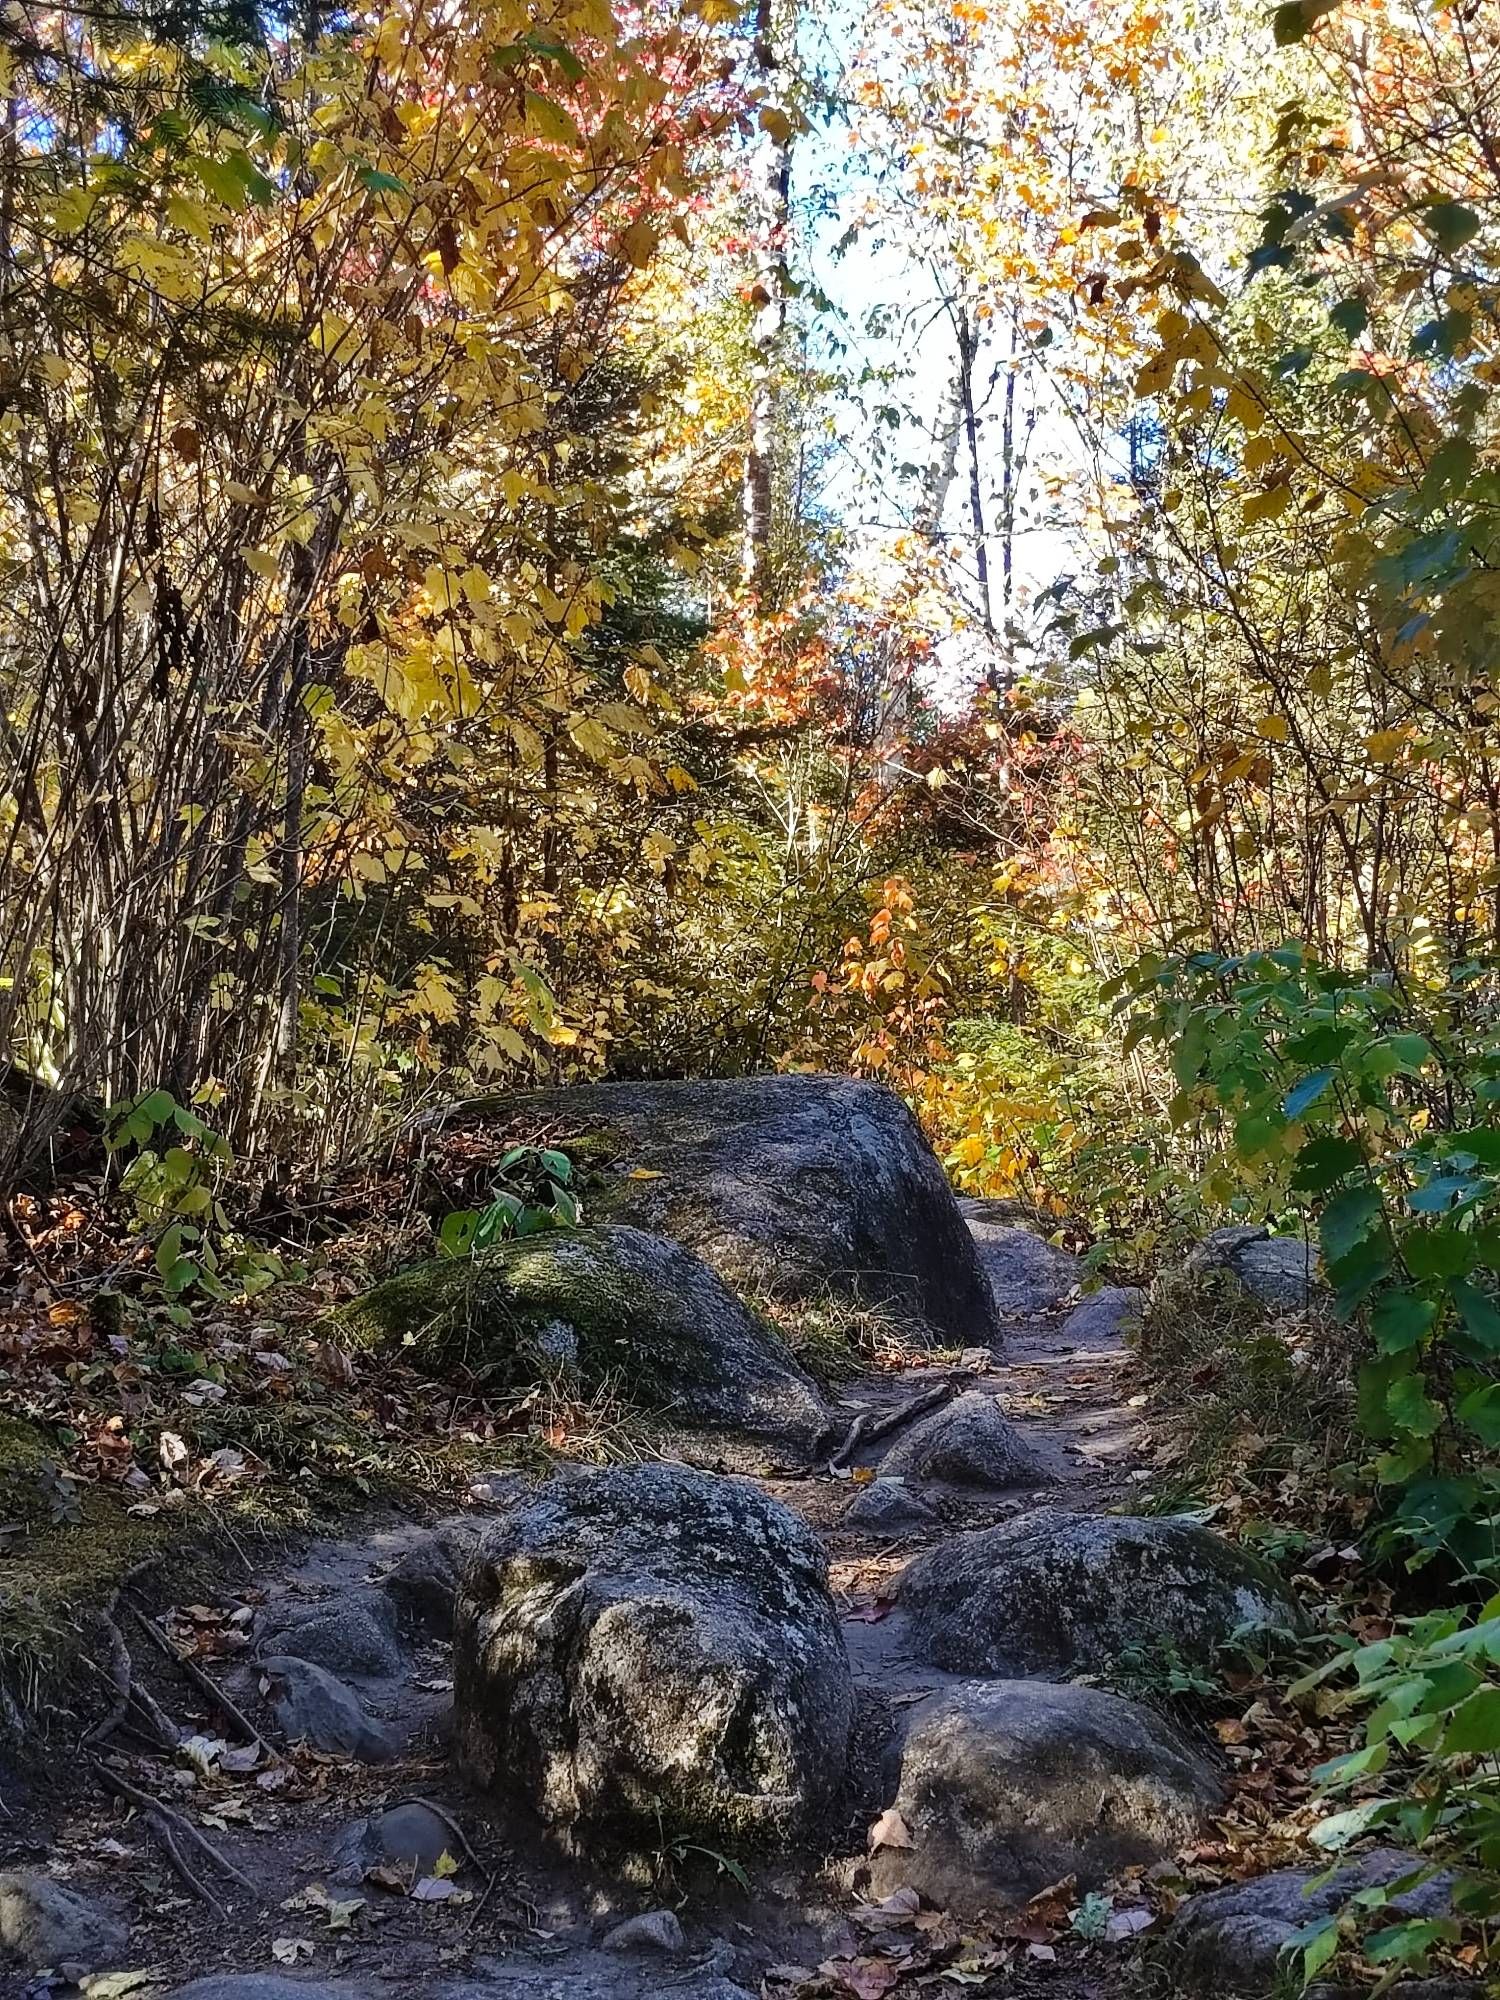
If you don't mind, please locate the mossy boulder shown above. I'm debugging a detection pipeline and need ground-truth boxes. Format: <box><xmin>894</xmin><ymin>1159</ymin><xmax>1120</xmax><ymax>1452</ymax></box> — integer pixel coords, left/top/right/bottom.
<box><xmin>430</xmin><ymin>1074</ymin><xmax>998</xmax><ymax>1343</ymax></box>
<box><xmin>333</xmin><ymin>1223</ymin><xmax>830</xmax><ymax>1472</ymax></box>
<box><xmin>899</xmin><ymin>1508</ymin><xmax>1303</xmax><ymax>1677</ymax></box>
<box><xmin>453</xmin><ymin>1463</ymin><xmax>854</xmax><ymax>1862</ymax></box>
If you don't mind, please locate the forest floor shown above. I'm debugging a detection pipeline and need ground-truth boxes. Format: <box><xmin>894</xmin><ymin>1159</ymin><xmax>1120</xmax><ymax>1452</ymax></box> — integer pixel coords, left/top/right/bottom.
<box><xmin>0</xmin><ymin>1180</ymin><xmax>1364</xmax><ymax>2000</ymax></box>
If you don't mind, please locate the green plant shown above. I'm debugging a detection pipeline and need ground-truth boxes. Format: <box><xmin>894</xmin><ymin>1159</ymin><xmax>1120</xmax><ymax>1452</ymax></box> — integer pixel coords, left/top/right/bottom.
<box><xmin>1119</xmin><ymin>948</ymin><xmax>1500</xmax><ymax>1580</ymax></box>
<box><xmin>105</xmin><ymin>1086</ymin><xmax>290</xmax><ymax>1301</ymax></box>
<box><xmin>438</xmin><ymin>1145</ymin><xmax>580</xmax><ymax>1258</ymax></box>
<box><xmin>1289</xmin><ymin>1601</ymin><xmax>1500</xmax><ymax>1986</ymax></box>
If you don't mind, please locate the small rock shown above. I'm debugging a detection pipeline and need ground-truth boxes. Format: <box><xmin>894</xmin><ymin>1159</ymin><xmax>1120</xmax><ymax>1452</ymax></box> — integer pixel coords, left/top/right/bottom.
<box><xmin>602</xmin><ymin>1909</ymin><xmax>686</xmax><ymax>1953</ymax></box>
<box><xmin>845</xmin><ymin>1476</ymin><xmax>938</xmax><ymax>1531</ymax></box>
<box><xmin>880</xmin><ymin>1392</ymin><xmax>1049</xmax><ymax>1488</ymax></box>
<box><xmin>965</xmin><ymin>1213</ymin><xmax>1081</xmax><ymax>1316</ymax></box>
<box><xmin>1162</xmin><ymin>1848</ymin><xmax>1452</xmax><ymax>1994</ymax></box>
<box><xmin>381</xmin><ymin>1528</ymin><xmax>475</xmax><ymax>1639</ymax></box>
<box><xmin>261</xmin><ymin>1592</ymin><xmax>405</xmax><ymax>1679</ymax></box>
<box><xmin>1061</xmin><ymin>1286</ymin><xmax>1143</xmax><ymax>1345</ymax></box>
<box><xmin>899</xmin><ymin>1507</ymin><xmax>1303</xmax><ymax>1676</ymax></box>
<box><xmin>869</xmin><ymin>1679</ymin><xmax>1222</xmax><ymax>1910</ymax></box>
<box><xmin>259</xmin><ymin>1655</ymin><xmax>399</xmax><ymax>1762</ymax></box>
<box><xmin>0</xmin><ymin>1870</ymin><xmax>127</xmax><ymax>1976</ymax></box>
<box><xmin>329</xmin><ymin>1801</ymin><xmax>462</xmax><ymax>1884</ymax></box>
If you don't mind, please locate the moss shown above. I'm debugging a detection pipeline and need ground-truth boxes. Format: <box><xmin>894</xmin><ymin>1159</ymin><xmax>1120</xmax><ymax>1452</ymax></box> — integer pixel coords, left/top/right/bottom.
<box><xmin>334</xmin><ymin>1226</ymin><xmax>724</xmax><ymax>1410</ymax></box>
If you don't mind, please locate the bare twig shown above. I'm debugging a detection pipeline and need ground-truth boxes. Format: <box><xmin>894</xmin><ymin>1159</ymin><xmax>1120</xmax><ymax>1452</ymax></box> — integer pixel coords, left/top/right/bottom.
<box><xmin>91</xmin><ymin>1759</ymin><xmax>259</xmax><ymax>1902</ymax></box>
<box><xmin>827</xmin><ymin>1411</ymin><xmax>869</xmax><ymax>1471</ymax></box>
<box><xmin>148</xmin><ymin>1813</ymin><xmax>228</xmax><ymax>1917</ymax></box>
<box><xmin>862</xmin><ymin>1380</ymin><xmax>952</xmax><ymax>1445</ymax></box>
<box><xmin>125</xmin><ymin>1603</ymin><xmax>273</xmax><ymax>1754</ymax></box>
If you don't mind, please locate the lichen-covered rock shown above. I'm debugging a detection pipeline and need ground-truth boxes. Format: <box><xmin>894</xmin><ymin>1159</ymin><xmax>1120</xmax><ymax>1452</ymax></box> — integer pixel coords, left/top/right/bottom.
<box><xmin>870</xmin><ymin>1679</ymin><xmax>1222</xmax><ymax>1910</ymax></box>
<box><xmin>435</xmin><ymin>1075</ymin><xmax>997</xmax><ymax>1342</ymax></box>
<box><xmin>335</xmin><ymin>1223</ymin><xmax>829</xmax><ymax>1473</ymax></box>
<box><xmin>899</xmin><ymin>1508</ymin><xmax>1302</xmax><ymax>1676</ymax></box>
<box><xmin>1161</xmin><ymin>1849</ymin><xmax>1453</xmax><ymax>1995</ymax></box>
<box><xmin>0</xmin><ymin>1870</ymin><xmax>127</xmax><ymax>1977</ymax></box>
<box><xmin>964</xmin><ymin>1209</ymin><xmax>1080</xmax><ymax>1317</ymax></box>
<box><xmin>453</xmin><ymin>1463</ymin><xmax>854</xmax><ymax>1859</ymax></box>
<box><xmin>1061</xmin><ymin>1286</ymin><xmax>1144</xmax><ymax>1345</ymax></box>
<box><xmin>879</xmin><ymin>1391</ymin><xmax>1049</xmax><ymax>1489</ymax></box>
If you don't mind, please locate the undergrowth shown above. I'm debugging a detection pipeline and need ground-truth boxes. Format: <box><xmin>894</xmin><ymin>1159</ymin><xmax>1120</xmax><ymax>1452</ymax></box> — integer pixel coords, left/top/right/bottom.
<box><xmin>1133</xmin><ymin>1263</ymin><xmax>1359</xmax><ymax>1513</ymax></box>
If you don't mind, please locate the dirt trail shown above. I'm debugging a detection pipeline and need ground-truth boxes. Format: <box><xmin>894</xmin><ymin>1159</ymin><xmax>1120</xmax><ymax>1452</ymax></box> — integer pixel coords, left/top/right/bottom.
<box><xmin>4</xmin><ymin>1216</ymin><xmax>1155</xmax><ymax>2000</ymax></box>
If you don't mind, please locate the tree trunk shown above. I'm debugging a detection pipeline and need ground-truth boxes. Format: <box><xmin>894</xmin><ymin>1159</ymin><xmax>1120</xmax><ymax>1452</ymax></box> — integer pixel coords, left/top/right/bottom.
<box><xmin>741</xmin><ymin>0</ymin><xmax>792</xmax><ymax>601</ymax></box>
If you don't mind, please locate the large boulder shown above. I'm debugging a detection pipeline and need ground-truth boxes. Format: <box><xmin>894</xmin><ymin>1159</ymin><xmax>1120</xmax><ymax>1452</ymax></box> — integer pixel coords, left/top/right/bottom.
<box><xmin>335</xmin><ymin>1223</ymin><xmax>829</xmax><ymax>1473</ymax></box>
<box><xmin>453</xmin><ymin>1464</ymin><xmax>854</xmax><ymax>1859</ymax></box>
<box><xmin>1161</xmin><ymin>1849</ymin><xmax>1453</xmax><ymax>1995</ymax></box>
<box><xmin>871</xmin><ymin>1679</ymin><xmax>1222</xmax><ymax>1910</ymax></box>
<box><xmin>963</xmin><ymin>1207</ymin><xmax>1080</xmax><ymax>1317</ymax></box>
<box><xmin>899</xmin><ymin>1508</ymin><xmax>1302</xmax><ymax>1677</ymax></box>
<box><xmin>879</xmin><ymin>1391</ymin><xmax>1049</xmax><ymax>1489</ymax></box>
<box><xmin>436</xmin><ymin>1075</ymin><xmax>998</xmax><ymax>1342</ymax></box>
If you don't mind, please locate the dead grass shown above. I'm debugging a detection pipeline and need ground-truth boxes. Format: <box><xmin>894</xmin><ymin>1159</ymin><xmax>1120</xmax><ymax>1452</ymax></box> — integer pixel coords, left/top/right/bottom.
<box><xmin>1133</xmin><ymin>1263</ymin><xmax>1359</xmax><ymax>1504</ymax></box>
<box><xmin>757</xmin><ymin>1285</ymin><xmax>936</xmax><ymax>1388</ymax></box>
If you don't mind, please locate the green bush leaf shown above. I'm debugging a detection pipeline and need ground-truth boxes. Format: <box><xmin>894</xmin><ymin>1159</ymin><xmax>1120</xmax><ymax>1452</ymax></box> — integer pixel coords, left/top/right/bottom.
<box><xmin>1439</xmin><ymin>1687</ymin><xmax>1500</xmax><ymax>1754</ymax></box>
<box><xmin>1424</xmin><ymin>201</ymin><xmax>1480</xmax><ymax>253</ymax></box>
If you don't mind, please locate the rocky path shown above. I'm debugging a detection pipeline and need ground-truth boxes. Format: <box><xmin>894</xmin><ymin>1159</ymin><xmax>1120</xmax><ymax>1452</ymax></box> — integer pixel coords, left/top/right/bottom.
<box><xmin>0</xmin><ymin>1084</ymin><xmax>1339</xmax><ymax>2000</ymax></box>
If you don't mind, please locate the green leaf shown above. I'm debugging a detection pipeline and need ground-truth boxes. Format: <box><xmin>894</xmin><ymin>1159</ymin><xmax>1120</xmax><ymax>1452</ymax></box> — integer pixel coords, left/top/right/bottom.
<box><xmin>1365</xmin><ymin>1918</ymin><xmax>1456</xmax><ymax>1967</ymax></box>
<box><xmin>1322</xmin><ymin>1184</ymin><xmax>1383</xmax><ymax>1263</ymax></box>
<box><xmin>1456</xmin><ymin>1382</ymin><xmax>1500</xmax><ymax>1447</ymax></box>
<box><xmin>1284</xmin><ymin>1067</ymin><xmax>1336</xmax><ymax>1118</ymax></box>
<box><xmin>1291</xmin><ymin>1133</ymin><xmax>1364</xmax><ymax>1191</ymax></box>
<box><xmin>1440</xmin><ymin>1687</ymin><xmax>1500</xmax><ymax>1754</ymax></box>
<box><xmin>1450</xmin><ymin>1279</ymin><xmax>1500</xmax><ymax>1351</ymax></box>
<box><xmin>438</xmin><ymin>1210</ymin><xmax>478</xmax><ymax>1258</ymax></box>
<box><xmin>1371</xmin><ymin>1291</ymin><xmax>1435</xmax><ymax>1354</ymax></box>
<box><xmin>1424</xmin><ymin>202</ymin><xmax>1481</xmax><ymax>254</ymax></box>
<box><xmin>1386</xmin><ymin>1369</ymin><xmax>1443</xmax><ymax>1438</ymax></box>
<box><xmin>1405</xmin><ymin>1229</ymin><xmax>1474</xmax><ymax>1280</ymax></box>
<box><xmin>356</xmin><ymin>164</ymin><xmax>409</xmax><ymax>196</ymax></box>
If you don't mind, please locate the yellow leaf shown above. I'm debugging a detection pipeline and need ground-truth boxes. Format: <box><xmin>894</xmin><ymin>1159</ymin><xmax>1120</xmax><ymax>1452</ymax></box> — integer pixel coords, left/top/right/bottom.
<box><xmin>1255</xmin><ymin>716</ymin><xmax>1290</xmax><ymax>742</ymax></box>
<box><xmin>620</xmin><ymin>221</ymin><xmax>658</xmax><ymax>266</ymax></box>
<box><xmin>758</xmin><ymin>105</ymin><xmax>795</xmax><ymax>143</ymax></box>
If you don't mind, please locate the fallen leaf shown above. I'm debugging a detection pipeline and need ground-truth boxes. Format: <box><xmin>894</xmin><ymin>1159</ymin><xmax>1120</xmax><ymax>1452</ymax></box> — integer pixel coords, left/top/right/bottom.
<box><xmin>411</xmin><ymin>1876</ymin><xmax>473</xmax><ymax>1903</ymax></box>
<box><xmin>81</xmin><ymin>1974</ymin><xmax>159</xmax><ymax>1998</ymax></box>
<box><xmin>868</xmin><ymin>1807</ymin><xmax>914</xmax><ymax>1854</ymax></box>
<box><xmin>271</xmin><ymin>1938</ymin><xmax>314</xmax><ymax>1964</ymax></box>
<box><xmin>824</xmin><ymin>1957</ymin><xmax>903</xmax><ymax>1999</ymax></box>
<box><xmin>1104</xmin><ymin>1907</ymin><xmax>1155</xmax><ymax>1941</ymax></box>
